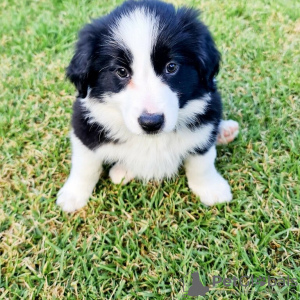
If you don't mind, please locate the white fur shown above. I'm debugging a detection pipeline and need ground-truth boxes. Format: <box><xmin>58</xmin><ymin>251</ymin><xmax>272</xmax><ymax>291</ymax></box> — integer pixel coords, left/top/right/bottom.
<box><xmin>185</xmin><ymin>146</ymin><xmax>232</xmax><ymax>205</ymax></box>
<box><xmin>111</xmin><ymin>8</ymin><xmax>159</xmax><ymax>59</ymax></box>
<box><xmin>176</xmin><ymin>95</ymin><xmax>210</xmax><ymax>129</ymax></box>
<box><xmin>106</xmin><ymin>8</ymin><xmax>179</xmax><ymax>134</ymax></box>
<box><xmin>57</xmin><ymin>131</ymin><xmax>102</xmax><ymax>212</ymax></box>
<box><xmin>217</xmin><ymin>119</ymin><xmax>239</xmax><ymax>145</ymax></box>
<box><xmin>99</xmin><ymin>123</ymin><xmax>214</xmax><ymax>181</ymax></box>
<box><xmin>79</xmin><ymin>93</ymin><xmax>213</xmax><ymax>178</ymax></box>
<box><xmin>109</xmin><ymin>163</ymin><xmax>133</xmax><ymax>184</ymax></box>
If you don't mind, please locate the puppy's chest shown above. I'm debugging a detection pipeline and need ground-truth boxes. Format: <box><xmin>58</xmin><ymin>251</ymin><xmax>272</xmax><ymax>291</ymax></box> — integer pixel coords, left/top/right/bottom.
<box><xmin>96</xmin><ymin>125</ymin><xmax>213</xmax><ymax>180</ymax></box>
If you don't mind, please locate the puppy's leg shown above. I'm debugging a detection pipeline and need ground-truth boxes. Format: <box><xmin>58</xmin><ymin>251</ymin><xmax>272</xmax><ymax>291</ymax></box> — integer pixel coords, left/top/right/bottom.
<box><xmin>109</xmin><ymin>163</ymin><xmax>133</xmax><ymax>185</ymax></box>
<box><xmin>57</xmin><ymin>132</ymin><xmax>102</xmax><ymax>213</ymax></box>
<box><xmin>185</xmin><ymin>146</ymin><xmax>232</xmax><ymax>206</ymax></box>
<box><xmin>217</xmin><ymin>120</ymin><xmax>239</xmax><ymax>145</ymax></box>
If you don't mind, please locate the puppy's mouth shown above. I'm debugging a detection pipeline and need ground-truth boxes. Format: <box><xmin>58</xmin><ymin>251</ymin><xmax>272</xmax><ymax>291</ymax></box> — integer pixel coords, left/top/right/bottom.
<box><xmin>141</xmin><ymin>128</ymin><xmax>163</xmax><ymax>135</ymax></box>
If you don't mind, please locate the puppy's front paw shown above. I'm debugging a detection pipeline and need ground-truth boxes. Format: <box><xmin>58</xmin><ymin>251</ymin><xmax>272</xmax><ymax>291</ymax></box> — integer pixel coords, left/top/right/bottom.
<box><xmin>109</xmin><ymin>164</ymin><xmax>133</xmax><ymax>185</ymax></box>
<box><xmin>217</xmin><ymin>120</ymin><xmax>239</xmax><ymax>145</ymax></box>
<box><xmin>56</xmin><ymin>185</ymin><xmax>90</xmax><ymax>213</ymax></box>
<box><xmin>188</xmin><ymin>173</ymin><xmax>232</xmax><ymax>206</ymax></box>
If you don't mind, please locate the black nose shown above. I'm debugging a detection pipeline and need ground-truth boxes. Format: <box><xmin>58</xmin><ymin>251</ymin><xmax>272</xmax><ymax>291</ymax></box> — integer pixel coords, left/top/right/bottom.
<box><xmin>138</xmin><ymin>113</ymin><xmax>164</xmax><ymax>133</ymax></box>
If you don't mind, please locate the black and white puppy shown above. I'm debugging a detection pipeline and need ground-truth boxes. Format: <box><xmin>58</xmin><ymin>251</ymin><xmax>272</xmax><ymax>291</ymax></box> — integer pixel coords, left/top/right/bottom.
<box><xmin>57</xmin><ymin>0</ymin><xmax>239</xmax><ymax>212</ymax></box>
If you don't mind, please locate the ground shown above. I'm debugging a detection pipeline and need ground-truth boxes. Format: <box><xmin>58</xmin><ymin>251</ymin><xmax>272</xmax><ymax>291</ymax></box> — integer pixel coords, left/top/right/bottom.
<box><xmin>0</xmin><ymin>0</ymin><xmax>299</xmax><ymax>299</ymax></box>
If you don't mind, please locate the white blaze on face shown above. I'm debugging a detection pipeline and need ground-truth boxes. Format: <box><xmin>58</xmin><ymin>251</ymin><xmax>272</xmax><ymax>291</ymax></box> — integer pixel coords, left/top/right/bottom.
<box><xmin>110</xmin><ymin>8</ymin><xmax>179</xmax><ymax>134</ymax></box>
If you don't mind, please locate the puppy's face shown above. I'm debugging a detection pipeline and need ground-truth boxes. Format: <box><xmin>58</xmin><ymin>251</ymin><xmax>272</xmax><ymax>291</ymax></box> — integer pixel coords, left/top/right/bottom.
<box><xmin>67</xmin><ymin>1</ymin><xmax>220</xmax><ymax>135</ymax></box>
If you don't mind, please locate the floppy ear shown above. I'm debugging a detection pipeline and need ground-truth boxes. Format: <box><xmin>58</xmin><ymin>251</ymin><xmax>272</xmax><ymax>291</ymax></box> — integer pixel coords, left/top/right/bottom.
<box><xmin>197</xmin><ymin>32</ymin><xmax>221</xmax><ymax>91</ymax></box>
<box><xmin>177</xmin><ymin>7</ymin><xmax>221</xmax><ymax>91</ymax></box>
<box><xmin>66</xmin><ymin>25</ymin><xmax>95</xmax><ymax>98</ymax></box>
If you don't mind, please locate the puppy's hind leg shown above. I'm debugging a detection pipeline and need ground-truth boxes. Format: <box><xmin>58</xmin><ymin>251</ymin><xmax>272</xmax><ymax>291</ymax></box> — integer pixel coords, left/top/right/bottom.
<box><xmin>109</xmin><ymin>163</ymin><xmax>133</xmax><ymax>185</ymax></box>
<box><xmin>217</xmin><ymin>120</ymin><xmax>239</xmax><ymax>145</ymax></box>
<box><xmin>57</xmin><ymin>132</ymin><xmax>103</xmax><ymax>213</ymax></box>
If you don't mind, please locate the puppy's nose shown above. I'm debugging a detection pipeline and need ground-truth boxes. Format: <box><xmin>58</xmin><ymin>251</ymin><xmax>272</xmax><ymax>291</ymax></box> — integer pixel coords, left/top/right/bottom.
<box><xmin>138</xmin><ymin>112</ymin><xmax>164</xmax><ymax>133</ymax></box>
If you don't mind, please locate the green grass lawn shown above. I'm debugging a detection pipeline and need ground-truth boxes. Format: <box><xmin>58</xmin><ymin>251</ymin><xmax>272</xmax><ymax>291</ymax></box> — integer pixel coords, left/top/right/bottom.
<box><xmin>0</xmin><ymin>0</ymin><xmax>299</xmax><ymax>299</ymax></box>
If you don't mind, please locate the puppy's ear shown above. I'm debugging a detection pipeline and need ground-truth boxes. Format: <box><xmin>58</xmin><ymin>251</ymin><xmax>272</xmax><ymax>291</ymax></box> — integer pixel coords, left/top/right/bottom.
<box><xmin>177</xmin><ymin>8</ymin><xmax>221</xmax><ymax>91</ymax></box>
<box><xmin>197</xmin><ymin>30</ymin><xmax>221</xmax><ymax>91</ymax></box>
<box><xmin>66</xmin><ymin>25</ymin><xmax>95</xmax><ymax>98</ymax></box>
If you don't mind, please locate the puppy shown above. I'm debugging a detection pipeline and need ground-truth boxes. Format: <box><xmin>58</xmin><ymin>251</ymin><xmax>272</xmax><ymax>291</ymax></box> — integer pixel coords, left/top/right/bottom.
<box><xmin>57</xmin><ymin>0</ymin><xmax>239</xmax><ymax>212</ymax></box>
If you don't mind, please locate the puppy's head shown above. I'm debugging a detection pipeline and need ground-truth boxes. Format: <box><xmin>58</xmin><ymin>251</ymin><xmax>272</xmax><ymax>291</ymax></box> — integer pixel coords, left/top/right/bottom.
<box><xmin>67</xmin><ymin>0</ymin><xmax>220</xmax><ymax>135</ymax></box>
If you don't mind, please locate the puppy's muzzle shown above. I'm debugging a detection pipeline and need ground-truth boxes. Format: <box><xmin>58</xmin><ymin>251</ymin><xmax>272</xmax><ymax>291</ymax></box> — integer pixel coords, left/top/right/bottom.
<box><xmin>138</xmin><ymin>112</ymin><xmax>165</xmax><ymax>133</ymax></box>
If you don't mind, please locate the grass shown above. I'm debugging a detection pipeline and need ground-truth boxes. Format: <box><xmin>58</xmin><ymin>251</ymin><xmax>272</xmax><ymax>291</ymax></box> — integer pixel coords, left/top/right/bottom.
<box><xmin>0</xmin><ymin>0</ymin><xmax>299</xmax><ymax>299</ymax></box>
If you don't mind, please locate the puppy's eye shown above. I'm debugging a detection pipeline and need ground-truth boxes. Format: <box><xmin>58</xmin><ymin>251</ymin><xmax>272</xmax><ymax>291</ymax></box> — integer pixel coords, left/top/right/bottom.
<box><xmin>166</xmin><ymin>62</ymin><xmax>178</xmax><ymax>74</ymax></box>
<box><xmin>116</xmin><ymin>68</ymin><xmax>129</xmax><ymax>78</ymax></box>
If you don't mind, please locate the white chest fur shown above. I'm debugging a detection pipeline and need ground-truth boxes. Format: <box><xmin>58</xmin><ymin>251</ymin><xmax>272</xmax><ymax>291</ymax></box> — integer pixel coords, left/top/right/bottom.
<box><xmin>95</xmin><ymin>123</ymin><xmax>214</xmax><ymax>180</ymax></box>
<box><xmin>81</xmin><ymin>95</ymin><xmax>213</xmax><ymax>180</ymax></box>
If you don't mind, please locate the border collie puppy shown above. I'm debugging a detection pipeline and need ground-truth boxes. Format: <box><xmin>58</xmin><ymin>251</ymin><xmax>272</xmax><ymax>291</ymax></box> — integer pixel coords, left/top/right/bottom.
<box><xmin>57</xmin><ymin>0</ymin><xmax>239</xmax><ymax>212</ymax></box>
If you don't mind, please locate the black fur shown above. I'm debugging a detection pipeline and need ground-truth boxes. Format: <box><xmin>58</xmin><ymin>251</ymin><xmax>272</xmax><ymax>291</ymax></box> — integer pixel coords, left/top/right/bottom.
<box><xmin>187</xmin><ymin>91</ymin><xmax>222</xmax><ymax>154</ymax></box>
<box><xmin>190</xmin><ymin>123</ymin><xmax>219</xmax><ymax>155</ymax></box>
<box><xmin>150</xmin><ymin>5</ymin><xmax>220</xmax><ymax>108</ymax></box>
<box><xmin>72</xmin><ymin>99</ymin><xmax>117</xmax><ymax>149</ymax></box>
<box><xmin>66</xmin><ymin>20</ymin><xmax>133</xmax><ymax>99</ymax></box>
<box><xmin>186</xmin><ymin>92</ymin><xmax>222</xmax><ymax>130</ymax></box>
<box><xmin>67</xmin><ymin>0</ymin><xmax>222</xmax><ymax>152</ymax></box>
